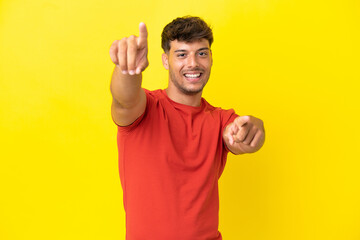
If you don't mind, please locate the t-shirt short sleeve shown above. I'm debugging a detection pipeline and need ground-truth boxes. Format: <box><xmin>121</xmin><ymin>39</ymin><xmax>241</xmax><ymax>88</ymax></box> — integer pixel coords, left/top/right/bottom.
<box><xmin>117</xmin><ymin>89</ymin><xmax>153</xmax><ymax>133</ymax></box>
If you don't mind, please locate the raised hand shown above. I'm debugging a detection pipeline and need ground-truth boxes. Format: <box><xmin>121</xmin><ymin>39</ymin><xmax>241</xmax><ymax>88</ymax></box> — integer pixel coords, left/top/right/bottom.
<box><xmin>109</xmin><ymin>22</ymin><xmax>149</xmax><ymax>75</ymax></box>
<box><xmin>224</xmin><ymin>115</ymin><xmax>265</xmax><ymax>154</ymax></box>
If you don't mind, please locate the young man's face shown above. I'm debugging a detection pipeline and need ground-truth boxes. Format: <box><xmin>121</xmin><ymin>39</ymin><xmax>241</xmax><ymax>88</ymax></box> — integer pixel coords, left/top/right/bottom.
<box><xmin>162</xmin><ymin>39</ymin><xmax>213</xmax><ymax>95</ymax></box>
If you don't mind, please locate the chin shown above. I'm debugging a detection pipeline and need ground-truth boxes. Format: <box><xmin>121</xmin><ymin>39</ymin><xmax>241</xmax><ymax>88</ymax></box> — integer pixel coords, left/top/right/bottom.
<box><xmin>179</xmin><ymin>85</ymin><xmax>205</xmax><ymax>95</ymax></box>
<box><xmin>181</xmin><ymin>89</ymin><xmax>202</xmax><ymax>96</ymax></box>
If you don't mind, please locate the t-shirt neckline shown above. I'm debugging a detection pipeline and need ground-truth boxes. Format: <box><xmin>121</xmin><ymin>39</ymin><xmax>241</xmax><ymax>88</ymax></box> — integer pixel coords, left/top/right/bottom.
<box><xmin>160</xmin><ymin>89</ymin><xmax>205</xmax><ymax>112</ymax></box>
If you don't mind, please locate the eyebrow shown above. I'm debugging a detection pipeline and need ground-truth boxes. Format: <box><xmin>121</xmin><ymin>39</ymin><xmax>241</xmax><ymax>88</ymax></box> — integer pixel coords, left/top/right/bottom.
<box><xmin>174</xmin><ymin>47</ymin><xmax>210</xmax><ymax>53</ymax></box>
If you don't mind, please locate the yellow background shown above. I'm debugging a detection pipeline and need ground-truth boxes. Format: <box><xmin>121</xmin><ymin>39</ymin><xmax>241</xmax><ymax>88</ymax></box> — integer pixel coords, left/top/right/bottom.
<box><xmin>1</xmin><ymin>0</ymin><xmax>359</xmax><ymax>239</ymax></box>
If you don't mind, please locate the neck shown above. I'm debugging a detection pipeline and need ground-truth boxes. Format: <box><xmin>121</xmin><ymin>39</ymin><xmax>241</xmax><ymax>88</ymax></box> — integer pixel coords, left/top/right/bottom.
<box><xmin>165</xmin><ymin>85</ymin><xmax>203</xmax><ymax>107</ymax></box>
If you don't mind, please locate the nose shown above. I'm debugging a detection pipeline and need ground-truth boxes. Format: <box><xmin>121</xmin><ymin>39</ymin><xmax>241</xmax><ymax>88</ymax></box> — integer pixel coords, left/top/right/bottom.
<box><xmin>186</xmin><ymin>53</ymin><xmax>199</xmax><ymax>68</ymax></box>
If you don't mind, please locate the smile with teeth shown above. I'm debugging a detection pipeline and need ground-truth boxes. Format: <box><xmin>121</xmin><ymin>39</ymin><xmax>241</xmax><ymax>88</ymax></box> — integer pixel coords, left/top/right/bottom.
<box><xmin>184</xmin><ymin>73</ymin><xmax>202</xmax><ymax>78</ymax></box>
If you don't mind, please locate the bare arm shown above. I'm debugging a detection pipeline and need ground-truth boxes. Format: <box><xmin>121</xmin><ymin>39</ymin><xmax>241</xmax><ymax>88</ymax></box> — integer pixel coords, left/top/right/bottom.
<box><xmin>109</xmin><ymin>23</ymin><xmax>149</xmax><ymax>126</ymax></box>
<box><xmin>223</xmin><ymin>115</ymin><xmax>265</xmax><ymax>155</ymax></box>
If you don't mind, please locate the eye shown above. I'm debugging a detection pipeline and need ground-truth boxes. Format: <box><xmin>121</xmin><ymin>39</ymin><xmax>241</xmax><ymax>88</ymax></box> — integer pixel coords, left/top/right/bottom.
<box><xmin>198</xmin><ymin>51</ymin><xmax>208</xmax><ymax>57</ymax></box>
<box><xmin>177</xmin><ymin>53</ymin><xmax>186</xmax><ymax>58</ymax></box>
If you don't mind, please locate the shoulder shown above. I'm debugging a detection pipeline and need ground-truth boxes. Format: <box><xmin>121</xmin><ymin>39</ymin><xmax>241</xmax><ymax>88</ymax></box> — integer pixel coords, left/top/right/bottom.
<box><xmin>144</xmin><ymin>89</ymin><xmax>167</xmax><ymax>103</ymax></box>
<box><xmin>202</xmin><ymin>98</ymin><xmax>235</xmax><ymax>115</ymax></box>
<box><xmin>144</xmin><ymin>88</ymin><xmax>164</xmax><ymax>97</ymax></box>
<box><xmin>202</xmin><ymin>98</ymin><xmax>238</xmax><ymax>125</ymax></box>
<box><xmin>116</xmin><ymin>89</ymin><xmax>160</xmax><ymax>132</ymax></box>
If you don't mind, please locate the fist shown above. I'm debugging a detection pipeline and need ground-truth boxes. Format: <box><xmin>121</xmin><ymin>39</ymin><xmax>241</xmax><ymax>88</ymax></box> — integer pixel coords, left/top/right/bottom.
<box><xmin>224</xmin><ymin>115</ymin><xmax>265</xmax><ymax>154</ymax></box>
<box><xmin>109</xmin><ymin>22</ymin><xmax>149</xmax><ymax>75</ymax></box>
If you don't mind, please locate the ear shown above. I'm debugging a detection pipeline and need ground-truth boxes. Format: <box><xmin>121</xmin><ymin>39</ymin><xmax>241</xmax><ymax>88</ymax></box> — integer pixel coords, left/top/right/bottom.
<box><xmin>162</xmin><ymin>53</ymin><xmax>169</xmax><ymax>70</ymax></box>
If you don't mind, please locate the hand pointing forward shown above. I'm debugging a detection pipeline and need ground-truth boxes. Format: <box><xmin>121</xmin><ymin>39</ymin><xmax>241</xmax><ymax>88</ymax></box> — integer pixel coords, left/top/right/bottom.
<box><xmin>223</xmin><ymin>115</ymin><xmax>265</xmax><ymax>154</ymax></box>
<box><xmin>109</xmin><ymin>22</ymin><xmax>149</xmax><ymax>75</ymax></box>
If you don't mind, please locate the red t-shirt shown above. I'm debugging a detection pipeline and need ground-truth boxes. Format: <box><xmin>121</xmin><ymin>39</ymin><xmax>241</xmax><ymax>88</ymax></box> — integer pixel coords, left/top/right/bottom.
<box><xmin>117</xmin><ymin>89</ymin><xmax>238</xmax><ymax>240</ymax></box>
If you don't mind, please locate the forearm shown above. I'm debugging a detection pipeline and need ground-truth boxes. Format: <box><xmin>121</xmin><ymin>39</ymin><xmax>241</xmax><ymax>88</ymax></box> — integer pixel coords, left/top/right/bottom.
<box><xmin>110</xmin><ymin>65</ymin><xmax>143</xmax><ymax>109</ymax></box>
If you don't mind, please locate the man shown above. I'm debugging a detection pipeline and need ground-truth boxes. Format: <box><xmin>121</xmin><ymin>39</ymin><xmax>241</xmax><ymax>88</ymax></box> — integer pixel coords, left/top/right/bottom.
<box><xmin>109</xmin><ymin>16</ymin><xmax>265</xmax><ymax>240</ymax></box>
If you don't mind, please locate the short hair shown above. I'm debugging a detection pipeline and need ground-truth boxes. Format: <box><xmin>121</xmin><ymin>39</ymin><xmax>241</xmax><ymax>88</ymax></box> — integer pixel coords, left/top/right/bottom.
<box><xmin>161</xmin><ymin>16</ymin><xmax>213</xmax><ymax>53</ymax></box>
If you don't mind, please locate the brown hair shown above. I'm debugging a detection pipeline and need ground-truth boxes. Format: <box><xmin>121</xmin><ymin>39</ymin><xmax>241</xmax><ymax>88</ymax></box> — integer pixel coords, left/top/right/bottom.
<box><xmin>161</xmin><ymin>16</ymin><xmax>213</xmax><ymax>53</ymax></box>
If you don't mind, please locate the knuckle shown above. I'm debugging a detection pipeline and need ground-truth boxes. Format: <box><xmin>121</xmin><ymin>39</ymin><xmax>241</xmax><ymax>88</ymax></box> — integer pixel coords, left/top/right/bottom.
<box><xmin>110</xmin><ymin>40</ymin><xmax>118</xmax><ymax>50</ymax></box>
<box><xmin>127</xmin><ymin>35</ymin><xmax>136</xmax><ymax>44</ymax></box>
<box><xmin>238</xmin><ymin>133</ymin><xmax>246</xmax><ymax>141</ymax></box>
<box><xmin>257</xmin><ymin>117</ymin><xmax>263</xmax><ymax>125</ymax></box>
<box><xmin>120</xmin><ymin>37</ymin><xmax>127</xmax><ymax>45</ymax></box>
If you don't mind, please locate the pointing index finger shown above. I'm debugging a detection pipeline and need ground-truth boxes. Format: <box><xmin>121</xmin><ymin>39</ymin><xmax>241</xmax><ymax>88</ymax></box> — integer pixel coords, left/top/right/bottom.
<box><xmin>137</xmin><ymin>22</ymin><xmax>148</xmax><ymax>46</ymax></box>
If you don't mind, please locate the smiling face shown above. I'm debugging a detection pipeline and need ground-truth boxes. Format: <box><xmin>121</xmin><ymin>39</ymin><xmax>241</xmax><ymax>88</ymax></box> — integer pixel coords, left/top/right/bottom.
<box><xmin>162</xmin><ymin>39</ymin><xmax>213</xmax><ymax>96</ymax></box>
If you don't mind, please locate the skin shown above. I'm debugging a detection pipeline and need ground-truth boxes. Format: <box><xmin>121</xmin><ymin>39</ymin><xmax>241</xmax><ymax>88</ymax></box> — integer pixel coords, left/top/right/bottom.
<box><xmin>162</xmin><ymin>39</ymin><xmax>212</xmax><ymax>107</ymax></box>
<box><xmin>109</xmin><ymin>22</ymin><xmax>265</xmax><ymax>154</ymax></box>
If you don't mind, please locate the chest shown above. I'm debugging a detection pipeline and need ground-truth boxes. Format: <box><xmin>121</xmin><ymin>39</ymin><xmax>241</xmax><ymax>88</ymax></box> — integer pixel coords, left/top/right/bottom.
<box><xmin>125</xmin><ymin>105</ymin><xmax>224</xmax><ymax>170</ymax></box>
